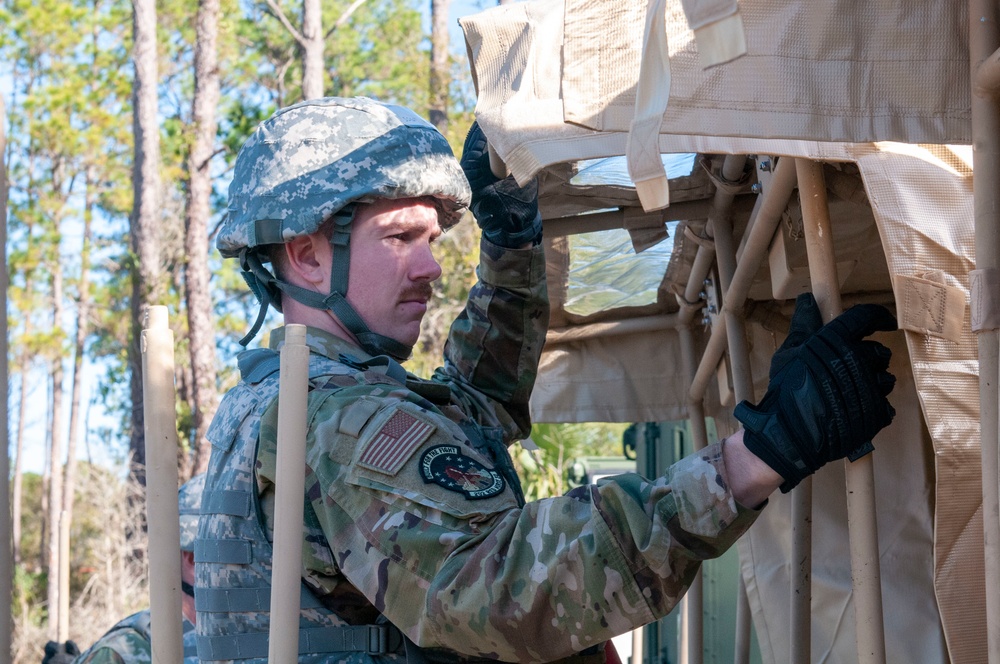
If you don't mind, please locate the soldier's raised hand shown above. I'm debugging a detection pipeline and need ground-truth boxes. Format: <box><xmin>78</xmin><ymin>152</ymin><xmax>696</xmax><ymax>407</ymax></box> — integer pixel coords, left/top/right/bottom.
<box><xmin>733</xmin><ymin>293</ymin><xmax>897</xmax><ymax>492</ymax></box>
<box><xmin>460</xmin><ymin>121</ymin><xmax>542</xmax><ymax>248</ymax></box>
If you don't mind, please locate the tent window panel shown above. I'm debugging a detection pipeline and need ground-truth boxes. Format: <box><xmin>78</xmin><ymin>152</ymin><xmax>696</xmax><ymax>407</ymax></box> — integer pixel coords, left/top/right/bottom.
<box><xmin>571</xmin><ymin>153</ymin><xmax>697</xmax><ymax>187</ymax></box>
<box><xmin>564</xmin><ymin>222</ymin><xmax>677</xmax><ymax>316</ymax></box>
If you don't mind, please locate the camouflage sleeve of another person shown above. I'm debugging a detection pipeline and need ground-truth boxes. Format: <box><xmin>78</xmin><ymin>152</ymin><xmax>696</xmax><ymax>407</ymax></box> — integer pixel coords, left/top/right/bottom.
<box><xmin>432</xmin><ymin>237</ymin><xmax>548</xmax><ymax>441</ymax></box>
<box><xmin>317</xmin><ymin>423</ymin><xmax>762</xmax><ymax>663</ymax></box>
<box><xmin>73</xmin><ymin>631</ymin><xmax>150</xmax><ymax>664</ymax></box>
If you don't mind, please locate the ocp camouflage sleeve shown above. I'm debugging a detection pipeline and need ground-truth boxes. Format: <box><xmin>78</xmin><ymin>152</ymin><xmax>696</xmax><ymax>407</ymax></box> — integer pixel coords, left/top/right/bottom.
<box><xmin>432</xmin><ymin>237</ymin><xmax>549</xmax><ymax>442</ymax></box>
<box><xmin>250</xmin><ymin>234</ymin><xmax>763</xmax><ymax>663</ymax></box>
<box><xmin>73</xmin><ymin>629</ymin><xmax>149</xmax><ymax>664</ymax></box>
<box><xmin>305</xmin><ymin>419</ymin><xmax>760</xmax><ymax>663</ymax></box>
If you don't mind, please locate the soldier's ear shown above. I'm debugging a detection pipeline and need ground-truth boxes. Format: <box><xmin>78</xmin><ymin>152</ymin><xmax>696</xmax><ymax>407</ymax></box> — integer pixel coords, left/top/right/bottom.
<box><xmin>284</xmin><ymin>233</ymin><xmax>331</xmax><ymax>289</ymax></box>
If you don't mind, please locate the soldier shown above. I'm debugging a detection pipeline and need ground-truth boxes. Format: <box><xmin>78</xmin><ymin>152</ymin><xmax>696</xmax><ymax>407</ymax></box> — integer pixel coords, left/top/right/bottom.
<box><xmin>46</xmin><ymin>474</ymin><xmax>205</xmax><ymax>664</ymax></box>
<box><xmin>195</xmin><ymin>96</ymin><xmax>897</xmax><ymax>663</ymax></box>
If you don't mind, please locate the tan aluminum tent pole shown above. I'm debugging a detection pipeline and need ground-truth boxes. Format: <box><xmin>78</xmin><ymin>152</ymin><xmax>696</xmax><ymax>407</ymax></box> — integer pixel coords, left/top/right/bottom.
<box><xmin>797</xmin><ymin>158</ymin><xmax>887</xmax><ymax>664</ymax></box>
<box><xmin>268</xmin><ymin>324</ymin><xmax>310</xmax><ymax>663</ymax></box>
<box><xmin>682</xmin><ymin>155</ymin><xmax>795</xmax><ymax>662</ymax></box>
<box><xmin>0</xmin><ymin>93</ymin><xmax>12</xmax><ymax>664</ymax></box>
<box><xmin>733</xmin><ymin>586</ymin><xmax>752</xmax><ymax>664</ymax></box>
<box><xmin>688</xmin><ymin>157</ymin><xmax>798</xmax><ymax>402</ymax></box>
<box><xmin>703</xmin><ymin>155</ymin><xmax>757</xmax><ymax>664</ymax></box>
<box><xmin>713</xmin><ymin>197</ymin><xmax>756</xmax><ymax>664</ymax></box>
<box><xmin>141</xmin><ymin>305</ymin><xmax>184</xmax><ymax>664</ymax></box>
<box><xmin>678</xmin><ymin>318</ymin><xmax>706</xmax><ymax>664</ymax></box>
<box><xmin>971</xmin><ymin>1</ymin><xmax>1000</xmax><ymax>661</ymax></box>
<box><xmin>674</xmin><ymin>154</ymin><xmax>747</xmax><ymax>664</ymax></box>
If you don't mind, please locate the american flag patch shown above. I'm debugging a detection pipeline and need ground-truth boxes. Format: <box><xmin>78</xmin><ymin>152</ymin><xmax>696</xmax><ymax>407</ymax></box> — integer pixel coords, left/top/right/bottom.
<box><xmin>357</xmin><ymin>409</ymin><xmax>436</xmax><ymax>476</ymax></box>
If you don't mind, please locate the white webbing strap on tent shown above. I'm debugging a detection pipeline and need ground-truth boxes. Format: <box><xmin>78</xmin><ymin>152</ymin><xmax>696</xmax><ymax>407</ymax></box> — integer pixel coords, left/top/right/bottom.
<box><xmin>679</xmin><ymin>0</ymin><xmax>746</xmax><ymax>68</ymax></box>
<box><xmin>971</xmin><ymin>268</ymin><xmax>1000</xmax><ymax>332</ymax></box>
<box><xmin>627</xmin><ymin>0</ymin><xmax>671</xmax><ymax>212</ymax></box>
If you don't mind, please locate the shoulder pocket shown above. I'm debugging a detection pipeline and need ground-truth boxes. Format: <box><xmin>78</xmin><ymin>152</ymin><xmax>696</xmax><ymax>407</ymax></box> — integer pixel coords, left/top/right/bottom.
<box><xmin>343</xmin><ymin>401</ymin><xmax>517</xmax><ymax>519</ymax></box>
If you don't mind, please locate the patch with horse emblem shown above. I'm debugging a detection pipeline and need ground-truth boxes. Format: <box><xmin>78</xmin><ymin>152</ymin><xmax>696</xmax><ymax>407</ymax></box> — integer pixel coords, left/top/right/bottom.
<box><xmin>419</xmin><ymin>446</ymin><xmax>505</xmax><ymax>500</ymax></box>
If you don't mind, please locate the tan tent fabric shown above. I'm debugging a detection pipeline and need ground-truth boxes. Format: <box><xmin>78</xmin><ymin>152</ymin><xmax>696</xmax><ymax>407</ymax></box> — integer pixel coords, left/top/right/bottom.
<box><xmin>526</xmin><ymin>145</ymin><xmax>983</xmax><ymax>663</ymax></box>
<box><xmin>971</xmin><ymin>268</ymin><xmax>1000</xmax><ymax>332</ymax></box>
<box><xmin>535</xmin><ymin>328</ymin><xmax>704</xmax><ymax>424</ymax></box>
<box><xmin>736</xmin><ymin>333</ymin><xmax>948</xmax><ymax>664</ymax></box>
<box><xmin>678</xmin><ymin>0</ymin><xmax>746</xmax><ymax>67</ymax></box>
<box><xmin>850</xmin><ymin>144</ymin><xmax>983</xmax><ymax>664</ymax></box>
<box><xmin>894</xmin><ymin>273</ymin><xmax>967</xmax><ymax>343</ymax></box>
<box><xmin>626</xmin><ymin>0</ymin><xmax>673</xmax><ymax>210</ymax></box>
<box><xmin>460</xmin><ymin>0</ymin><xmax>970</xmax><ymax>187</ymax></box>
<box><xmin>462</xmin><ymin>2</ymin><xmax>982</xmax><ymax>661</ymax></box>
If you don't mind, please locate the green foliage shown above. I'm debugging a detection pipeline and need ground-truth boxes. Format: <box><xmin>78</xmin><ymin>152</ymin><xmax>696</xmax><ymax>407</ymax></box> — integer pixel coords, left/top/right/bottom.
<box><xmin>12</xmin><ymin>565</ymin><xmax>46</xmax><ymax>624</ymax></box>
<box><xmin>514</xmin><ymin>423</ymin><xmax>631</xmax><ymax>502</ymax></box>
<box><xmin>327</xmin><ymin>0</ymin><xmax>429</xmax><ymax>105</ymax></box>
<box><xmin>3</xmin><ymin>0</ymin><xmax>137</xmax><ymax>454</ymax></box>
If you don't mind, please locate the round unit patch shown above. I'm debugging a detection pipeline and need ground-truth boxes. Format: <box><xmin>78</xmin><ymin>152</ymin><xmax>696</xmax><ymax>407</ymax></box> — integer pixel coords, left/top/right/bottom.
<box><xmin>419</xmin><ymin>445</ymin><xmax>505</xmax><ymax>500</ymax></box>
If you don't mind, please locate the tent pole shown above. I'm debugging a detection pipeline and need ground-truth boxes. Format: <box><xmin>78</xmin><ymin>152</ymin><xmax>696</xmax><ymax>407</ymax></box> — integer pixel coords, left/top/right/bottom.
<box><xmin>711</xmin><ymin>159</ymin><xmax>758</xmax><ymax>664</ymax></box>
<box><xmin>688</xmin><ymin>157</ymin><xmax>797</xmax><ymax>404</ymax></box>
<box><xmin>268</xmin><ymin>324</ymin><xmax>310</xmax><ymax>663</ymax></box>
<box><xmin>970</xmin><ymin>1</ymin><xmax>1000</xmax><ymax>662</ymax></box>
<box><xmin>678</xmin><ymin>318</ymin><xmax>706</xmax><ymax>664</ymax></box>
<box><xmin>679</xmin><ymin>154</ymin><xmax>794</xmax><ymax>662</ymax></box>
<box><xmin>675</xmin><ymin>154</ymin><xmax>747</xmax><ymax>664</ymax></box>
<box><xmin>797</xmin><ymin>158</ymin><xmax>887</xmax><ymax>664</ymax></box>
<box><xmin>790</xmin><ymin>475</ymin><xmax>812</xmax><ymax>663</ymax></box>
<box><xmin>734</xmin><ymin>576</ymin><xmax>752</xmax><ymax>663</ymax></box>
<box><xmin>141</xmin><ymin>306</ymin><xmax>185</xmax><ymax>664</ymax></box>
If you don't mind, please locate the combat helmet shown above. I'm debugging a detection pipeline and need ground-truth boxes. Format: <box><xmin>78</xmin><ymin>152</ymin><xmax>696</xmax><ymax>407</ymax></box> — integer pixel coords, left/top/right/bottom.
<box><xmin>218</xmin><ymin>96</ymin><xmax>471</xmax><ymax>359</ymax></box>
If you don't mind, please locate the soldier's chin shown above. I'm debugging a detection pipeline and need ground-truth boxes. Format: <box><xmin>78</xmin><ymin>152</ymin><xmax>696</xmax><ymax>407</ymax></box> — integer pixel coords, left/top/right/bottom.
<box><xmin>390</xmin><ymin>319</ymin><xmax>423</xmax><ymax>349</ymax></box>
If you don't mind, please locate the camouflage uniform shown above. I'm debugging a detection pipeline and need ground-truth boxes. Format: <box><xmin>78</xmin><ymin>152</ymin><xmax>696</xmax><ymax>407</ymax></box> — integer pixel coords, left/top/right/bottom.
<box><xmin>197</xmin><ymin>96</ymin><xmax>761</xmax><ymax>663</ymax></box>
<box><xmin>71</xmin><ymin>613</ymin><xmax>198</xmax><ymax>664</ymax></box>
<box><xmin>197</xmin><ymin>238</ymin><xmax>760</xmax><ymax>663</ymax></box>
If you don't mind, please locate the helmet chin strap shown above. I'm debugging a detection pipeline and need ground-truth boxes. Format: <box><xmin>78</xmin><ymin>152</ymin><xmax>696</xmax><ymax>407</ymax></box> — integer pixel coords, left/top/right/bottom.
<box><xmin>238</xmin><ymin>209</ymin><xmax>414</xmax><ymax>361</ymax></box>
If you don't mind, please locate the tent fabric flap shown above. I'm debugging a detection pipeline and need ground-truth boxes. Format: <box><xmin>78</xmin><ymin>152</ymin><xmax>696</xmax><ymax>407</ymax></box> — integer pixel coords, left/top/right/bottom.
<box><xmin>461</xmin><ymin>0</ymin><xmax>971</xmax><ymax>187</ymax></box>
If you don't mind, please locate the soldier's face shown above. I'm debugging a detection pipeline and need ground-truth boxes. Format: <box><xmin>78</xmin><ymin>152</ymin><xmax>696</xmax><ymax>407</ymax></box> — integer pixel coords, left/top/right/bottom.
<box><xmin>344</xmin><ymin>198</ymin><xmax>443</xmax><ymax>347</ymax></box>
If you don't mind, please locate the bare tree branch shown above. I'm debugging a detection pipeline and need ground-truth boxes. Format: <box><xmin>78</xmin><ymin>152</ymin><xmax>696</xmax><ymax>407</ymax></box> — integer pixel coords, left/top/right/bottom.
<box><xmin>263</xmin><ymin>0</ymin><xmax>306</xmax><ymax>46</ymax></box>
<box><xmin>324</xmin><ymin>0</ymin><xmax>369</xmax><ymax>39</ymax></box>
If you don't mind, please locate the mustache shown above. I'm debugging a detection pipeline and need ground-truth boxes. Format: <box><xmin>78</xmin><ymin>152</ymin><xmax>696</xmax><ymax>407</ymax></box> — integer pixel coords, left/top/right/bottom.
<box><xmin>400</xmin><ymin>282</ymin><xmax>434</xmax><ymax>302</ymax></box>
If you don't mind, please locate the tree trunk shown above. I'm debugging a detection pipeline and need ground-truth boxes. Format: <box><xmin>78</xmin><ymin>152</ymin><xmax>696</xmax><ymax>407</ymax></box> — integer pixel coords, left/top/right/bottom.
<box><xmin>301</xmin><ymin>0</ymin><xmax>324</xmax><ymax>99</ymax></box>
<box><xmin>0</xmin><ymin>92</ymin><xmax>11</xmax><ymax>661</ymax></box>
<box><xmin>130</xmin><ymin>0</ymin><xmax>163</xmax><ymax>484</ymax></box>
<box><xmin>64</xmin><ymin>168</ymin><xmax>94</xmax><ymax>532</ymax></box>
<box><xmin>429</xmin><ymin>0</ymin><xmax>451</xmax><ymax>133</ymax></box>
<box><xmin>11</xmin><ymin>320</ymin><xmax>31</xmax><ymax>568</ymax></box>
<box><xmin>39</xmin><ymin>447</ymin><xmax>49</xmax><ymax>576</ymax></box>
<box><xmin>185</xmin><ymin>0</ymin><xmax>221</xmax><ymax>477</ymax></box>
<box><xmin>46</xmin><ymin>248</ymin><xmax>65</xmax><ymax>641</ymax></box>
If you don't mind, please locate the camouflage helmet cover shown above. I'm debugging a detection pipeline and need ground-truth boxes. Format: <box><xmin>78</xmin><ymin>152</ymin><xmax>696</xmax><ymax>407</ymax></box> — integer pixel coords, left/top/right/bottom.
<box><xmin>218</xmin><ymin>96</ymin><xmax>471</xmax><ymax>258</ymax></box>
<box><xmin>178</xmin><ymin>473</ymin><xmax>206</xmax><ymax>552</ymax></box>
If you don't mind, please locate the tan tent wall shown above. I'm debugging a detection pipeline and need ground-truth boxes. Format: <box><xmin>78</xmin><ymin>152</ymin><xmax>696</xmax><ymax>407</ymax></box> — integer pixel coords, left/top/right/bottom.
<box><xmin>851</xmin><ymin>144</ymin><xmax>982</xmax><ymax>663</ymax></box>
<box><xmin>464</xmin><ymin>1</ymin><xmax>984</xmax><ymax>660</ymax></box>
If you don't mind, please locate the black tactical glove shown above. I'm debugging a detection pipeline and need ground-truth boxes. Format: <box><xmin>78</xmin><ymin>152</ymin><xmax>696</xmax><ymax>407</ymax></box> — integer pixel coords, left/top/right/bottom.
<box><xmin>42</xmin><ymin>640</ymin><xmax>80</xmax><ymax>664</ymax></box>
<box><xmin>460</xmin><ymin>121</ymin><xmax>542</xmax><ymax>248</ymax></box>
<box><xmin>734</xmin><ymin>293</ymin><xmax>898</xmax><ymax>493</ymax></box>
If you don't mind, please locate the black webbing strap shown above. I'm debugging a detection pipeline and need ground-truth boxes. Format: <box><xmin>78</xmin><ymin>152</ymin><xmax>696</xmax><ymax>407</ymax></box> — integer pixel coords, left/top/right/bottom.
<box><xmin>235</xmin><ymin>203</ymin><xmax>415</xmax><ymax>359</ymax></box>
